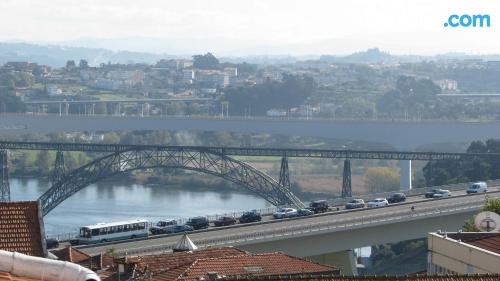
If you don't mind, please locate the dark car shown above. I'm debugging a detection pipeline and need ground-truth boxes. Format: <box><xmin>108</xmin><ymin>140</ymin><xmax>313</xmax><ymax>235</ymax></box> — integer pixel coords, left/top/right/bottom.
<box><xmin>387</xmin><ymin>193</ymin><xmax>406</xmax><ymax>203</ymax></box>
<box><xmin>46</xmin><ymin>238</ymin><xmax>59</xmax><ymax>249</ymax></box>
<box><xmin>425</xmin><ymin>189</ymin><xmax>442</xmax><ymax>198</ymax></box>
<box><xmin>186</xmin><ymin>216</ymin><xmax>209</xmax><ymax>230</ymax></box>
<box><xmin>239</xmin><ymin>210</ymin><xmax>262</xmax><ymax>224</ymax></box>
<box><xmin>167</xmin><ymin>224</ymin><xmax>194</xmax><ymax>234</ymax></box>
<box><xmin>297</xmin><ymin>208</ymin><xmax>314</xmax><ymax>216</ymax></box>
<box><xmin>214</xmin><ymin>216</ymin><xmax>237</xmax><ymax>227</ymax></box>
<box><xmin>309</xmin><ymin>200</ymin><xmax>329</xmax><ymax>213</ymax></box>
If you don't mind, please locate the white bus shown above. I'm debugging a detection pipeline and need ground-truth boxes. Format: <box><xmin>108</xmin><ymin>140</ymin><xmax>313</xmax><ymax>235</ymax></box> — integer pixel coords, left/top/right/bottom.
<box><xmin>74</xmin><ymin>219</ymin><xmax>149</xmax><ymax>245</ymax></box>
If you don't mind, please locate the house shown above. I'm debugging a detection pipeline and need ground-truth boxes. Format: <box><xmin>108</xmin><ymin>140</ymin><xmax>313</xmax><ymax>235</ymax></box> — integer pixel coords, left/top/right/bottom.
<box><xmin>108</xmin><ymin>247</ymin><xmax>338</xmax><ymax>281</ymax></box>
<box><xmin>427</xmin><ymin>232</ymin><xmax>500</xmax><ymax>274</ymax></box>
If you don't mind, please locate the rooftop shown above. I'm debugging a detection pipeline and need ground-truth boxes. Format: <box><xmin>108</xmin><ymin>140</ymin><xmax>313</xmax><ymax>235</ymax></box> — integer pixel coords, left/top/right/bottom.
<box><xmin>120</xmin><ymin>248</ymin><xmax>337</xmax><ymax>281</ymax></box>
<box><xmin>0</xmin><ymin>201</ymin><xmax>45</xmax><ymax>257</ymax></box>
<box><xmin>178</xmin><ymin>252</ymin><xmax>337</xmax><ymax>281</ymax></box>
<box><xmin>223</xmin><ymin>273</ymin><xmax>500</xmax><ymax>281</ymax></box>
<box><xmin>446</xmin><ymin>232</ymin><xmax>500</xmax><ymax>254</ymax></box>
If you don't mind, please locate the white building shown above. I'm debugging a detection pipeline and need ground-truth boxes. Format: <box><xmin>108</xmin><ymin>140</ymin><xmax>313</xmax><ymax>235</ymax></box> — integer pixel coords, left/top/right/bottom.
<box><xmin>437</xmin><ymin>79</ymin><xmax>458</xmax><ymax>91</ymax></box>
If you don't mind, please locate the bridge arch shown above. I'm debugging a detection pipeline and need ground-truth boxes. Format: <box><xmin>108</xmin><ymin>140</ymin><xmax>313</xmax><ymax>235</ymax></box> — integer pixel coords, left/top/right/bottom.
<box><xmin>38</xmin><ymin>148</ymin><xmax>304</xmax><ymax>216</ymax></box>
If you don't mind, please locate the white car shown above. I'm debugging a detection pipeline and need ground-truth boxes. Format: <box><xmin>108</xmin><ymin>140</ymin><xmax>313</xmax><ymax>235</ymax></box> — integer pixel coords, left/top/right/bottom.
<box><xmin>467</xmin><ymin>182</ymin><xmax>488</xmax><ymax>194</ymax></box>
<box><xmin>366</xmin><ymin>198</ymin><xmax>389</xmax><ymax>208</ymax></box>
<box><xmin>273</xmin><ymin>208</ymin><xmax>298</xmax><ymax>219</ymax></box>
<box><xmin>433</xmin><ymin>189</ymin><xmax>451</xmax><ymax>198</ymax></box>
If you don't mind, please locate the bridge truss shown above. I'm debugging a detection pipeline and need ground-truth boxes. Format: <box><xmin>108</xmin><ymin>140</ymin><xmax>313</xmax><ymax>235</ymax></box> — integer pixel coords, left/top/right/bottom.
<box><xmin>38</xmin><ymin>148</ymin><xmax>304</xmax><ymax>216</ymax></box>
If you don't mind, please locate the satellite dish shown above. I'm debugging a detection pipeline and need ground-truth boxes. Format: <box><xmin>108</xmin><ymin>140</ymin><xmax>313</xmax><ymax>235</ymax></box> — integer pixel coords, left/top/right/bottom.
<box><xmin>474</xmin><ymin>211</ymin><xmax>500</xmax><ymax>232</ymax></box>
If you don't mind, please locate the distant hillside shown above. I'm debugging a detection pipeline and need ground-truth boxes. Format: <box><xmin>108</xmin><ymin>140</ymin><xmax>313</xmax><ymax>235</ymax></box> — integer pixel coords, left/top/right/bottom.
<box><xmin>0</xmin><ymin>42</ymin><xmax>173</xmax><ymax>67</ymax></box>
<box><xmin>320</xmin><ymin>48</ymin><xmax>500</xmax><ymax>64</ymax></box>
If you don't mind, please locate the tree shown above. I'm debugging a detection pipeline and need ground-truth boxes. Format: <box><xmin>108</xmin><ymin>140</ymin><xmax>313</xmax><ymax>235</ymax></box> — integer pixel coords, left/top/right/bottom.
<box><xmin>223</xmin><ymin>74</ymin><xmax>315</xmax><ymax>116</ymax></box>
<box><xmin>365</xmin><ymin>167</ymin><xmax>400</xmax><ymax>193</ymax></box>
<box><xmin>66</xmin><ymin>60</ymin><xmax>76</xmax><ymax>69</ymax></box>
<box><xmin>79</xmin><ymin>59</ymin><xmax>89</xmax><ymax>69</ymax></box>
<box><xmin>463</xmin><ymin>197</ymin><xmax>500</xmax><ymax>231</ymax></box>
<box><xmin>193</xmin><ymin>53</ymin><xmax>219</xmax><ymax>69</ymax></box>
<box><xmin>35</xmin><ymin>151</ymin><xmax>51</xmax><ymax>176</ymax></box>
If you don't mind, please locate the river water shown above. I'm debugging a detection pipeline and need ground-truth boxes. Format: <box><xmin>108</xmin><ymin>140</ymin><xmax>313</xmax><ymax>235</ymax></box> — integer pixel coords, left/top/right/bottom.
<box><xmin>10</xmin><ymin>179</ymin><xmax>271</xmax><ymax>235</ymax></box>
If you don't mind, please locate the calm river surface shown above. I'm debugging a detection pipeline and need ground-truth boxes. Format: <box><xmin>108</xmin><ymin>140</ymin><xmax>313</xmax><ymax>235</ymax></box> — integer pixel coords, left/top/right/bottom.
<box><xmin>10</xmin><ymin>179</ymin><xmax>271</xmax><ymax>235</ymax></box>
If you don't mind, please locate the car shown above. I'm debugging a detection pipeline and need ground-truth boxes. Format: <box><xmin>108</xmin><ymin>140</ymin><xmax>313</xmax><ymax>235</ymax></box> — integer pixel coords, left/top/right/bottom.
<box><xmin>166</xmin><ymin>224</ymin><xmax>194</xmax><ymax>234</ymax></box>
<box><xmin>297</xmin><ymin>208</ymin><xmax>314</xmax><ymax>216</ymax></box>
<box><xmin>433</xmin><ymin>189</ymin><xmax>451</xmax><ymax>198</ymax></box>
<box><xmin>467</xmin><ymin>182</ymin><xmax>488</xmax><ymax>194</ymax></box>
<box><xmin>387</xmin><ymin>193</ymin><xmax>406</xmax><ymax>203</ymax></box>
<box><xmin>239</xmin><ymin>210</ymin><xmax>262</xmax><ymax>224</ymax></box>
<box><xmin>425</xmin><ymin>189</ymin><xmax>443</xmax><ymax>198</ymax></box>
<box><xmin>345</xmin><ymin>199</ymin><xmax>365</xmax><ymax>209</ymax></box>
<box><xmin>367</xmin><ymin>198</ymin><xmax>389</xmax><ymax>207</ymax></box>
<box><xmin>309</xmin><ymin>200</ymin><xmax>329</xmax><ymax>213</ymax></box>
<box><xmin>186</xmin><ymin>216</ymin><xmax>209</xmax><ymax>230</ymax></box>
<box><xmin>213</xmin><ymin>216</ymin><xmax>237</xmax><ymax>227</ymax></box>
<box><xmin>273</xmin><ymin>208</ymin><xmax>298</xmax><ymax>219</ymax></box>
<box><xmin>150</xmin><ymin>219</ymin><xmax>178</xmax><ymax>235</ymax></box>
<box><xmin>46</xmin><ymin>238</ymin><xmax>59</xmax><ymax>249</ymax></box>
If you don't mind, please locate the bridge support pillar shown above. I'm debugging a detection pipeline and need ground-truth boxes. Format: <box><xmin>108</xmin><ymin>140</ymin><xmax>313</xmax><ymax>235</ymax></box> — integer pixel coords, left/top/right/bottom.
<box><xmin>0</xmin><ymin>150</ymin><xmax>10</xmax><ymax>202</ymax></box>
<box><xmin>50</xmin><ymin>151</ymin><xmax>65</xmax><ymax>183</ymax></box>
<box><xmin>306</xmin><ymin>250</ymin><xmax>358</xmax><ymax>276</ymax></box>
<box><xmin>279</xmin><ymin>156</ymin><xmax>291</xmax><ymax>191</ymax></box>
<box><xmin>400</xmin><ymin>160</ymin><xmax>412</xmax><ymax>191</ymax></box>
<box><xmin>342</xmin><ymin>159</ymin><xmax>352</xmax><ymax>198</ymax></box>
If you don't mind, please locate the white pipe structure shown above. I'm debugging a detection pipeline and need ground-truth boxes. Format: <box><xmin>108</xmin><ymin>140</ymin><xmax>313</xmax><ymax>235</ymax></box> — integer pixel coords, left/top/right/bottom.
<box><xmin>0</xmin><ymin>250</ymin><xmax>100</xmax><ymax>281</ymax></box>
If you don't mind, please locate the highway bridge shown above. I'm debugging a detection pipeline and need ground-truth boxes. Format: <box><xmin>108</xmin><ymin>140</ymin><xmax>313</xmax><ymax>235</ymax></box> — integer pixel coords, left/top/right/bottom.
<box><xmin>75</xmin><ymin>190</ymin><xmax>499</xmax><ymax>274</ymax></box>
<box><xmin>1</xmin><ymin>141</ymin><xmax>499</xmax><ymax>213</ymax></box>
<box><xmin>2</xmin><ymin>114</ymin><xmax>500</xmax><ymax>149</ymax></box>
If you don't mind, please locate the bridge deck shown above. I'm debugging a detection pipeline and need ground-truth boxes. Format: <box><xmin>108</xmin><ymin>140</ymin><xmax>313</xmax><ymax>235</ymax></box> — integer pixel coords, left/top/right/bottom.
<box><xmin>77</xmin><ymin>190</ymin><xmax>499</xmax><ymax>257</ymax></box>
<box><xmin>0</xmin><ymin>141</ymin><xmax>498</xmax><ymax>160</ymax></box>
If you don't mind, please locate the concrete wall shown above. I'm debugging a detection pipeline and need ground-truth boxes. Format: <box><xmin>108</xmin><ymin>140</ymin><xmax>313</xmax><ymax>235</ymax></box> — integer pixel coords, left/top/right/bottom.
<box><xmin>237</xmin><ymin>210</ymin><xmax>474</xmax><ymax>257</ymax></box>
<box><xmin>428</xmin><ymin>233</ymin><xmax>500</xmax><ymax>274</ymax></box>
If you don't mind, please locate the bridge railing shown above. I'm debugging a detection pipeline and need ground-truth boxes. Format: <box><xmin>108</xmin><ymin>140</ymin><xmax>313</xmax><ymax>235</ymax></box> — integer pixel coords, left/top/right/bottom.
<box><xmin>46</xmin><ymin>181</ymin><xmax>500</xmax><ymax>242</ymax></box>
<box><xmin>45</xmin><ymin>206</ymin><xmax>282</xmax><ymax>242</ymax></box>
<box><xmin>113</xmin><ymin>196</ymin><xmax>487</xmax><ymax>257</ymax></box>
<box><xmin>329</xmin><ymin>179</ymin><xmax>500</xmax><ymax>206</ymax></box>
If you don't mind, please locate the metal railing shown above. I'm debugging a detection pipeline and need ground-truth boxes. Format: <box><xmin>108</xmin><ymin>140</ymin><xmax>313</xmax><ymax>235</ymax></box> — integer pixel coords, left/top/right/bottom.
<box><xmin>46</xmin><ymin>182</ymin><xmax>500</xmax><ymax>242</ymax></box>
<box><xmin>113</xmin><ymin>196</ymin><xmax>487</xmax><ymax>257</ymax></box>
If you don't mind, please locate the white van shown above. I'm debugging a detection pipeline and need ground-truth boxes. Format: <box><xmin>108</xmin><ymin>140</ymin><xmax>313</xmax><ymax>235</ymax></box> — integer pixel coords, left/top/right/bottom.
<box><xmin>467</xmin><ymin>182</ymin><xmax>488</xmax><ymax>194</ymax></box>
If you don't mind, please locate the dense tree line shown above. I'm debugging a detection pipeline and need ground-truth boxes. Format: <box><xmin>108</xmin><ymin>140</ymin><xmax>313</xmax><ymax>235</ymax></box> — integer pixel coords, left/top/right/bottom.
<box><xmin>423</xmin><ymin>139</ymin><xmax>500</xmax><ymax>186</ymax></box>
<box><xmin>223</xmin><ymin>74</ymin><xmax>315</xmax><ymax>116</ymax></box>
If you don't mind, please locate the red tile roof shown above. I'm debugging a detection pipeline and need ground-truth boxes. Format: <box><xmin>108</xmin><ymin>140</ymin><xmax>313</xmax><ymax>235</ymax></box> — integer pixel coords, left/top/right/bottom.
<box><xmin>133</xmin><ymin>247</ymin><xmax>246</xmax><ymax>275</ymax></box>
<box><xmin>447</xmin><ymin>232</ymin><xmax>500</xmax><ymax>254</ymax></box>
<box><xmin>223</xmin><ymin>274</ymin><xmax>500</xmax><ymax>281</ymax></box>
<box><xmin>466</xmin><ymin>234</ymin><xmax>500</xmax><ymax>254</ymax></box>
<box><xmin>130</xmin><ymin>249</ymin><xmax>337</xmax><ymax>281</ymax></box>
<box><xmin>52</xmin><ymin>246</ymin><xmax>91</xmax><ymax>263</ymax></box>
<box><xmin>0</xmin><ymin>201</ymin><xmax>45</xmax><ymax>257</ymax></box>
<box><xmin>178</xmin><ymin>252</ymin><xmax>337</xmax><ymax>281</ymax></box>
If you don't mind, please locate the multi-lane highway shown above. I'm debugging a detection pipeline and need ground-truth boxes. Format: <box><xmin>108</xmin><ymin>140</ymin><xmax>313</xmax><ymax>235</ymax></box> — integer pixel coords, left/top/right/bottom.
<box><xmin>74</xmin><ymin>189</ymin><xmax>499</xmax><ymax>257</ymax></box>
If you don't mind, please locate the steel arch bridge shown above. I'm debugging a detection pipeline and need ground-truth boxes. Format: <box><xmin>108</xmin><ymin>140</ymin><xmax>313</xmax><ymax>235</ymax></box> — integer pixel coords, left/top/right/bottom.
<box><xmin>38</xmin><ymin>148</ymin><xmax>305</xmax><ymax>216</ymax></box>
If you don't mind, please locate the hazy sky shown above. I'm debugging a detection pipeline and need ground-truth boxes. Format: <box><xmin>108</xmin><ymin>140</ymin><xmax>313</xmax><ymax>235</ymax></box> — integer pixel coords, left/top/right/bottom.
<box><xmin>0</xmin><ymin>0</ymin><xmax>499</xmax><ymax>55</ymax></box>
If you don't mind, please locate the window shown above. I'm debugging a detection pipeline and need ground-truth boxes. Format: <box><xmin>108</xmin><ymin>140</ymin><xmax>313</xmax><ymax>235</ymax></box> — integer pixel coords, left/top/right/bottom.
<box><xmin>91</xmin><ymin>229</ymin><xmax>99</xmax><ymax>236</ymax></box>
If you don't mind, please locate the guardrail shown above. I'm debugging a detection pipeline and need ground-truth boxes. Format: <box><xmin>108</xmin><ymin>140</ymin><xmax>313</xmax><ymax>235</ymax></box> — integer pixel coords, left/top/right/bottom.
<box><xmin>113</xmin><ymin>195</ymin><xmax>488</xmax><ymax>257</ymax></box>
<box><xmin>46</xmin><ymin>181</ymin><xmax>500</xmax><ymax>242</ymax></box>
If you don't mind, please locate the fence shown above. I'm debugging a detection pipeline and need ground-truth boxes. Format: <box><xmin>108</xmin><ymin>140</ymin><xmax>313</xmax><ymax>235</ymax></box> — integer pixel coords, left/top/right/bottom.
<box><xmin>113</xmin><ymin>196</ymin><xmax>486</xmax><ymax>257</ymax></box>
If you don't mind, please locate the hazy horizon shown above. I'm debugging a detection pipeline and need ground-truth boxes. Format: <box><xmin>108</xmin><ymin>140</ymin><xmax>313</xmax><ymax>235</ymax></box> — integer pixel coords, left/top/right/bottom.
<box><xmin>1</xmin><ymin>0</ymin><xmax>499</xmax><ymax>56</ymax></box>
